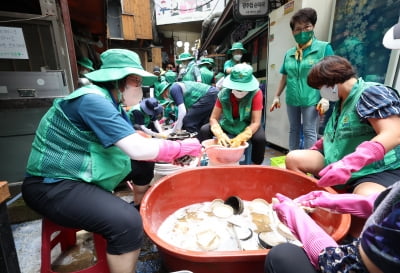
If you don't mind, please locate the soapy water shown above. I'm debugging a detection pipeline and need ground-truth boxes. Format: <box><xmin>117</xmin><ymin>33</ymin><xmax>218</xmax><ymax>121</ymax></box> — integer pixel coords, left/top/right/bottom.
<box><xmin>157</xmin><ymin>199</ymin><xmax>301</xmax><ymax>251</ymax></box>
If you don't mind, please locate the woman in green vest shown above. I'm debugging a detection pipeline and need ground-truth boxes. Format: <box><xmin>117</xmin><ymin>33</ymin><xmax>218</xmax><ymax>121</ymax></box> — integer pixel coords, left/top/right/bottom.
<box><xmin>125</xmin><ymin>97</ymin><xmax>167</xmax><ymax>208</ymax></box>
<box><xmin>265</xmin><ymin>25</ymin><xmax>400</xmax><ymax>273</ymax></box>
<box><xmin>269</xmin><ymin>8</ymin><xmax>334</xmax><ymax>151</ymax></box>
<box><xmin>199</xmin><ymin>63</ymin><xmax>265</xmax><ymax>164</ymax></box>
<box><xmin>21</xmin><ymin>49</ymin><xmax>201</xmax><ymax>273</ymax></box>
<box><xmin>285</xmin><ymin>55</ymin><xmax>400</xmax><ymax>196</ymax></box>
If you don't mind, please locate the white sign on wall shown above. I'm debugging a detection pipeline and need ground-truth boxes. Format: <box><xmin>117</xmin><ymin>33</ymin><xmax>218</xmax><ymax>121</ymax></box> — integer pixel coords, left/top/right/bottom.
<box><xmin>154</xmin><ymin>0</ymin><xmax>225</xmax><ymax>25</ymax></box>
<box><xmin>0</xmin><ymin>26</ymin><xmax>29</xmax><ymax>59</ymax></box>
<box><xmin>234</xmin><ymin>0</ymin><xmax>269</xmax><ymax>20</ymax></box>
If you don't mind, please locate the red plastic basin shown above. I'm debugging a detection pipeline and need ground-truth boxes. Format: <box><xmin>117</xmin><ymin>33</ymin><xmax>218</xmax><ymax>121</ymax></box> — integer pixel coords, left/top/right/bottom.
<box><xmin>140</xmin><ymin>166</ymin><xmax>351</xmax><ymax>273</ymax></box>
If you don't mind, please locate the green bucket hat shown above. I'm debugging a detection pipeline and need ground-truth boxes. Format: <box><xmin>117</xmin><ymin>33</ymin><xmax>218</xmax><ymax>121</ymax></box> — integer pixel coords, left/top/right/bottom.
<box><xmin>223</xmin><ymin>63</ymin><xmax>259</xmax><ymax>91</ymax></box>
<box><xmin>164</xmin><ymin>70</ymin><xmax>177</xmax><ymax>83</ymax></box>
<box><xmin>155</xmin><ymin>81</ymin><xmax>172</xmax><ymax>99</ymax></box>
<box><xmin>199</xmin><ymin>57</ymin><xmax>215</xmax><ymax>66</ymax></box>
<box><xmin>227</xmin><ymin>42</ymin><xmax>247</xmax><ymax>54</ymax></box>
<box><xmin>175</xmin><ymin>52</ymin><xmax>194</xmax><ymax>64</ymax></box>
<box><xmin>85</xmin><ymin>49</ymin><xmax>157</xmax><ymax>86</ymax></box>
<box><xmin>77</xmin><ymin>57</ymin><xmax>94</xmax><ymax>71</ymax></box>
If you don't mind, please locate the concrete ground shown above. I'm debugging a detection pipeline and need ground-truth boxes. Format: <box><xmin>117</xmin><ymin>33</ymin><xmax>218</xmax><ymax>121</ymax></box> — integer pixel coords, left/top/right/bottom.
<box><xmin>10</xmin><ymin>144</ymin><xmax>286</xmax><ymax>273</ymax></box>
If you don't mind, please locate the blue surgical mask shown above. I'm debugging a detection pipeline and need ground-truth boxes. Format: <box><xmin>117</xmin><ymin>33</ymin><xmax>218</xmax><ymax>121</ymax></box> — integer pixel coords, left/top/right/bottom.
<box><xmin>320</xmin><ymin>84</ymin><xmax>339</xmax><ymax>102</ymax></box>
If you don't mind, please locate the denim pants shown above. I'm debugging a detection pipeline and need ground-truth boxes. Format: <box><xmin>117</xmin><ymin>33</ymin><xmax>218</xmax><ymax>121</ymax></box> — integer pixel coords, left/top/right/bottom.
<box><xmin>286</xmin><ymin>104</ymin><xmax>319</xmax><ymax>151</ymax></box>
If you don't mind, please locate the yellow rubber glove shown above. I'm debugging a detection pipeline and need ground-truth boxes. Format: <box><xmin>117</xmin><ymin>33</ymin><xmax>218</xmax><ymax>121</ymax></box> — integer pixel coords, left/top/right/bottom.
<box><xmin>211</xmin><ymin>124</ymin><xmax>231</xmax><ymax>147</ymax></box>
<box><xmin>230</xmin><ymin>127</ymin><xmax>252</xmax><ymax>148</ymax></box>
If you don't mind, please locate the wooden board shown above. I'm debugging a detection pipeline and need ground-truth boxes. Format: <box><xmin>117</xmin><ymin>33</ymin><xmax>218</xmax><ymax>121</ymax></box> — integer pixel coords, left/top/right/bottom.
<box><xmin>0</xmin><ymin>181</ymin><xmax>10</xmax><ymax>204</ymax></box>
<box><xmin>121</xmin><ymin>0</ymin><xmax>152</xmax><ymax>40</ymax></box>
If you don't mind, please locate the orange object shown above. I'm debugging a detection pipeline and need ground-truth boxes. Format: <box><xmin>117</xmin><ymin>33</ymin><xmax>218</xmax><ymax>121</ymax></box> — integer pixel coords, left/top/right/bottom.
<box><xmin>140</xmin><ymin>166</ymin><xmax>351</xmax><ymax>273</ymax></box>
<box><xmin>41</xmin><ymin>218</ymin><xmax>109</xmax><ymax>273</ymax></box>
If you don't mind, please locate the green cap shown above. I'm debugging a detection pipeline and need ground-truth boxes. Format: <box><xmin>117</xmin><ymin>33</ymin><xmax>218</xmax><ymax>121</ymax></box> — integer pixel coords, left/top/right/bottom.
<box><xmin>175</xmin><ymin>52</ymin><xmax>194</xmax><ymax>64</ymax></box>
<box><xmin>223</xmin><ymin>63</ymin><xmax>259</xmax><ymax>91</ymax></box>
<box><xmin>199</xmin><ymin>57</ymin><xmax>215</xmax><ymax>66</ymax></box>
<box><xmin>85</xmin><ymin>49</ymin><xmax>157</xmax><ymax>86</ymax></box>
<box><xmin>227</xmin><ymin>42</ymin><xmax>247</xmax><ymax>54</ymax></box>
<box><xmin>77</xmin><ymin>57</ymin><xmax>94</xmax><ymax>71</ymax></box>
<box><xmin>154</xmin><ymin>81</ymin><xmax>172</xmax><ymax>99</ymax></box>
<box><xmin>164</xmin><ymin>70</ymin><xmax>177</xmax><ymax>83</ymax></box>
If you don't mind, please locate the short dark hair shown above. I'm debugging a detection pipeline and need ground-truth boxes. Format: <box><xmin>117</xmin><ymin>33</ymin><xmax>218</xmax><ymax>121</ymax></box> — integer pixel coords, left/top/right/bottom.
<box><xmin>307</xmin><ymin>55</ymin><xmax>357</xmax><ymax>89</ymax></box>
<box><xmin>290</xmin><ymin>8</ymin><xmax>317</xmax><ymax>30</ymax></box>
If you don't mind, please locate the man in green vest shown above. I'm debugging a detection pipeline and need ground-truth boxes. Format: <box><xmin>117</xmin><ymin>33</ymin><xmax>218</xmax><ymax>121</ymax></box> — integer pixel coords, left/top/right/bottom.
<box><xmin>176</xmin><ymin>52</ymin><xmax>201</xmax><ymax>82</ymax></box>
<box><xmin>223</xmin><ymin>42</ymin><xmax>247</xmax><ymax>75</ymax></box>
<box><xmin>158</xmin><ymin>80</ymin><xmax>218</xmax><ymax>135</ymax></box>
<box><xmin>199</xmin><ymin>57</ymin><xmax>215</xmax><ymax>85</ymax></box>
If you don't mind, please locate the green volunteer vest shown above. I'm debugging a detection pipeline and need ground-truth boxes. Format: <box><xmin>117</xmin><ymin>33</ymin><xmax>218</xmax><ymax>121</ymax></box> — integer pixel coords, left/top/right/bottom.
<box><xmin>324</xmin><ymin>78</ymin><xmax>400</xmax><ymax>181</ymax></box>
<box><xmin>154</xmin><ymin>78</ymin><xmax>166</xmax><ymax>97</ymax></box>
<box><xmin>199</xmin><ymin>66</ymin><xmax>214</xmax><ymax>85</ymax></box>
<box><xmin>219</xmin><ymin>88</ymin><xmax>256</xmax><ymax>135</ymax></box>
<box><xmin>172</xmin><ymin>81</ymin><xmax>210</xmax><ymax>109</ymax></box>
<box><xmin>26</xmin><ymin>85</ymin><xmax>131</xmax><ymax>191</ymax></box>
<box><xmin>182</xmin><ymin>62</ymin><xmax>197</xmax><ymax>81</ymax></box>
<box><xmin>284</xmin><ymin>39</ymin><xmax>328</xmax><ymax>106</ymax></box>
<box><xmin>127</xmin><ymin>104</ymin><xmax>151</xmax><ymax>127</ymax></box>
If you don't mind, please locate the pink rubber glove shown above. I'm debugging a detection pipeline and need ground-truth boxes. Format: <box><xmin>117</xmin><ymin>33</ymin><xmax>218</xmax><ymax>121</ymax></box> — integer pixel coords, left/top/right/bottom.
<box><xmin>318</xmin><ymin>141</ymin><xmax>385</xmax><ymax>187</ymax></box>
<box><xmin>294</xmin><ymin>191</ymin><xmax>379</xmax><ymax>218</ymax></box>
<box><xmin>154</xmin><ymin>138</ymin><xmax>201</xmax><ymax>162</ymax></box>
<box><xmin>309</xmin><ymin>138</ymin><xmax>323</xmax><ymax>151</ymax></box>
<box><xmin>273</xmin><ymin>193</ymin><xmax>338</xmax><ymax>268</ymax></box>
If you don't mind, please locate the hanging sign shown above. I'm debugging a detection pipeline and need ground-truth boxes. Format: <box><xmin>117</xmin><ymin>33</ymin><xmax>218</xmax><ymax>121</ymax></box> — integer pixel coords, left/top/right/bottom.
<box><xmin>233</xmin><ymin>0</ymin><xmax>269</xmax><ymax>21</ymax></box>
<box><xmin>0</xmin><ymin>26</ymin><xmax>29</xmax><ymax>59</ymax></box>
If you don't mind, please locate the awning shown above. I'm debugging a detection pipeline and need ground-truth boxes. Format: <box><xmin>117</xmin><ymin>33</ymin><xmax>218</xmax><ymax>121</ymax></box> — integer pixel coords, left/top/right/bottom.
<box><xmin>239</xmin><ymin>21</ymin><xmax>269</xmax><ymax>44</ymax></box>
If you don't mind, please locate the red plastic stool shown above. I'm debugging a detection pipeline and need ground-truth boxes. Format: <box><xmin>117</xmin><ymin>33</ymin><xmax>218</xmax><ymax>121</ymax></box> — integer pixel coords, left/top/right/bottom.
<box><xmin>41</xmin><ymin>218</ymin><xmax>110</xmax><ymax>273</ymax></box>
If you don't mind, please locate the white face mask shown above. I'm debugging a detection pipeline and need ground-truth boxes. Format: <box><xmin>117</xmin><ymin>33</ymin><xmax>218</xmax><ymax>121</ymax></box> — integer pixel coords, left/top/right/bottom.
<box><xmin>232</xmin><ymin>89</ymin><xmax>248</xmax><ymax>99</ymax></box>
<box><xmin>233</xmin><ymin>54</ymin><xmax>242</xmax><ymax>62</ymax></box>
<box><xmin>123</xmin><ymin>85</ymin><xmax>143</xmax><ymax>106</ymax></box>
<box><xmin>320</xmin><ymin>84</ymin><xmax>339</xmax><ymax>102</ymax></box>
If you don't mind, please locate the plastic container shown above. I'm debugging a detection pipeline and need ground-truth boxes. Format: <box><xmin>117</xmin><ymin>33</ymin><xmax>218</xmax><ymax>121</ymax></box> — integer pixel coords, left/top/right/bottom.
<box><xmin>201</xmin><ymin>139</ymin><xmax>249</xmax><ymax>166</ymax></box>
<box><xmin>141</xmin><ymin>166</ymin><xmax>351</xmax><ymax>273</ymax></box>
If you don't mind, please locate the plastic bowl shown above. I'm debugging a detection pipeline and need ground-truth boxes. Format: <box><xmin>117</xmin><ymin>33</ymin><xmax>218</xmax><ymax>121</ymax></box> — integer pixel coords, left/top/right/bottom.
<box><xmin>141</xmin><ymin>166</ymin><xmax>351</xmax><ymax>273</ymax></box>
<box><xmin>201</xmin><ymin>138</ymin><xmax>249</xmax><ymax>165</ymax></box>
